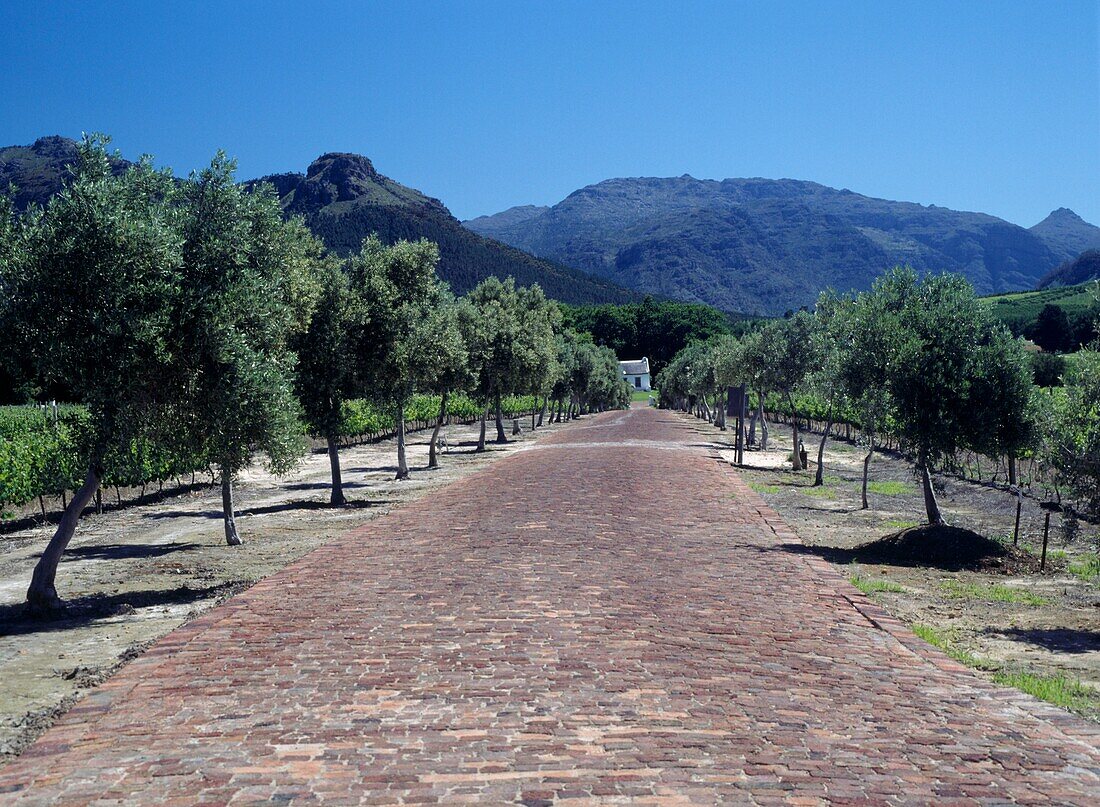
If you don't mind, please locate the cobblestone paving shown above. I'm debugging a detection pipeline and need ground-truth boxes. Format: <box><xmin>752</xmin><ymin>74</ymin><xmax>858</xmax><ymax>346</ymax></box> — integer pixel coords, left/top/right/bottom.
<box><xmin>1</xmin><ymin>408</ymin><xmax>1098</xmax><ymax>804</ymax></box>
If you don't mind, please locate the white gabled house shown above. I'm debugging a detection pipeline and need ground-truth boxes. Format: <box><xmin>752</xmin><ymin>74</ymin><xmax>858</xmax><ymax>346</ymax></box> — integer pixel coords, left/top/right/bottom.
<box><xmin>619</xmin><ymin>357</ymin><xmax>651</xmax><ymax>391</ymax></box>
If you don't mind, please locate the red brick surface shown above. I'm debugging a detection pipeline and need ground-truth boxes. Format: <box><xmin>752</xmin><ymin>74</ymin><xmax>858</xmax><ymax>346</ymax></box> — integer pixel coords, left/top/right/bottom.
<box><xmin>1</xmin><ymin>408</ymin><xmax>1098</xmax><ymax>804</ymax></box>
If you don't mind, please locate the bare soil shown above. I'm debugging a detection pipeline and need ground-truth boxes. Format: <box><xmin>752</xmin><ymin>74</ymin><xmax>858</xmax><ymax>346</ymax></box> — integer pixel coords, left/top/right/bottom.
<box><xmin>0</xmin><ymin>415</ymin><xmax>567</xmax><ymax>763</ymax></box>
<box><xmin>683</xmin><ymin>412</ymin><xmax>1100</xmax><ymax>719</ymax></box>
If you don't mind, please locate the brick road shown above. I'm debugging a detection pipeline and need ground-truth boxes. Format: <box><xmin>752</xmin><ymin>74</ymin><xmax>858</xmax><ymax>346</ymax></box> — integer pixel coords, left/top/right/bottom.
<box><xmin>1</xmin><ymin>407</ymin><xmax>1098</xmax><ymax>804</ymax></box>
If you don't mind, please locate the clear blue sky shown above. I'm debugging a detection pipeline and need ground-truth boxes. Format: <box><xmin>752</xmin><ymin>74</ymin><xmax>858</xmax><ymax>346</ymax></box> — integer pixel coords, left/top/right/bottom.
<box><xmin>2</xmin><ymin>1</ymin><xmax>1097</xmax><ymax>225</ymax></box>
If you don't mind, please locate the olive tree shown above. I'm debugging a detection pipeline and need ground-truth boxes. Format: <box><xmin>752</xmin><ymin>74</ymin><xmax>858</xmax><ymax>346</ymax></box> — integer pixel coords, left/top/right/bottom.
<box><xmin>460</xmin><ymin>277</ymin><xmax>555</xmax><ymax>448</ymax></box>
<box><xmin>351</xmin><ymin>237</ymin><xmax>458</xmax><ymax>479</ymax></box>
<box><xmin>869</xmin><ymin>268</ymin><xmax>1021</xmax><ymax>526</ymax></box>
<box><xmin>2</xmin><ymin>137</ymin><xmax>190</xmax><ymax>611</ymax></box>
<box><xmin>177</xmin><ymin>155</ymin><xmax>319</xmax><ymax>545</ymax></box>
<box><xmin>832</xmin><ymin>288</ymin><xmax>896</xmax><ymax>508</ymax></box>
<box><xmin>294</xmin><ymin>257</ymin><xmax>361</xmax><ymax>505</ymax></box>
<box><xmin>756</xmin><ymin>311</ymin><xmax>821</xmax><ymax>470</ymax></box>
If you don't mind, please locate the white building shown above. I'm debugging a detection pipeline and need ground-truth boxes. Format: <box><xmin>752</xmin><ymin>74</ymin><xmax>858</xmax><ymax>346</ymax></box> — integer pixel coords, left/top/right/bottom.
<box><xmin>619</xmin><ymin>357</ymin><xmax>651</xmax><ymax>391</ymax></box>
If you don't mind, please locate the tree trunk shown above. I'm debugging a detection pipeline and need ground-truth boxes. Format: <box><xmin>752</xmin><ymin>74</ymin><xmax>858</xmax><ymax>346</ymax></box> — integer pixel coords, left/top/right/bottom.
<box><xmin>477</xmin><ymin>401</ymin><xmax>489</xmax><ymax>452</ymax></box>
<box><xmin>326</xmin><ymin>429</ymin><xmax>346</xmax><ymax>506</ymax></box>
<box><xmin>920</xmin><ymin>464</ymin><xmax>946</xmax><ymax>526</ymax></box>
<box><xmin>787</xmin><ymin>393</ymin><xmax>801</xmax><ymax>470</ymax></box>
<box><xmin>395</xmin><ymin>401</ymin><xmax>409</xmax><ymax>479</ymax></box>
<box><xmin>531</xmin><ymin>405</ymin><xmax>536</xmax><ymax>431</ymax></box>
<box><xmin>221</xmin><ymin>466</ymin><xmax>241</xmax><ymax>546</ymax></box>
<box><xmin>537</xmin><ymin>397</ymin><xmax>546</xmax><ymax>427</ymax></box>
<box><xmin>1008</xmin><ymin>455</ymin><xmax>1017</xmax><ymax>487</ymax></box>
<box><xmin>813</xmin><ymin>417</ymin><xmax>834</xmax><ymax>486</ymax></box>
<box><xmin>758</xmin><ymin>394</ymin><xmax>770</xmax><ymax>451</ymax></box>
<box><xmin>494</xmin><ymin>392</ymin><xmax>507</xmax><ymax>443</ymax></box>
<box><xmin>861</xmin><ymin>443</ymin><xmax>874</xmax><ymax>510</ymax></box>
<box><xmin>429</xmin><ymin>391</ymin><xmax>448</xmax><ymax>469</ymax></box>
<box><xmin>26</xmin><ymin>460</ymin><xmax>102</xmax><ymax>613</ymax></box>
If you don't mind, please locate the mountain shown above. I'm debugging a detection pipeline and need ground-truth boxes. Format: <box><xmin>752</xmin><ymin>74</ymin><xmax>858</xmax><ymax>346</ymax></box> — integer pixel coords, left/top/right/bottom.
<box><xmin>242</xmin><ymin>153</ymin><xmax>636</xmax><ymax>304</ymax></box>
<box><xmin>466</xmin><ymin>176</ymin><xmax>1090</xmax><ymax>315</ymax></box>
<box><xmin>1039</xmin><ymin>249</ymin><xmax>1100</xmax><ymax>288</ymax></box>
<box><xmin>0</xmin><ymin>138</ymin><xmax>637</xmax><ymax>305</ymax></box>
<box><xmin>1029</xmin><ymin>208</ymin><xmax>1100</xmax><ymax>262</ymax></box>
<box><xmin>0</xmin><ymin>135</ymin><xmax>130</xmax><ymax>211</ymax></box>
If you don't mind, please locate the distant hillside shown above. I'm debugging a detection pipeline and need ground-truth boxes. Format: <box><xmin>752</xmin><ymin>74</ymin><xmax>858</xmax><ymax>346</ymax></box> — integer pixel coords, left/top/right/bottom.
<box><xmin>983</xmin><ymin>282</ymin><xmax>1098</xmax><ymax>342</ymax></box>
<box><xmin>1039</xmin><ymin>249</ymin><xmax>1100</xmax><ymax>289</ymax></box>
<box><xmin>0</xmin><ymin>136</ymin><xmax>129</xmax><ymax>211</ymax></box>
<box><xmin>466</xmin><ymin>176</ymin><xmax>1090</xmax><ymax>315</ymax></box>
<box><xmin>1030</xmin><ymin>209</ymin><xmax>1100</xmax><ymax>263</ymax></box>
<box><xmin>0</xmin><ymin>137</ymin><xmax>638</xmax><ymax>306</ymax></box>
<box><xmin>241</xmin><ymin>153</ymin><xmax>637</xmax><ymax>304</ymax></box>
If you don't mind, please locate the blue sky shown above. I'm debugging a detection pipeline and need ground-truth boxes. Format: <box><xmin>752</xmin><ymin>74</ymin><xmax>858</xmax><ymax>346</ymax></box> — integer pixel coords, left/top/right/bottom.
<box><xmin>1</xmin><ymin>1</ymin><xmax>1097</xmax><ymax>225</ymax></box>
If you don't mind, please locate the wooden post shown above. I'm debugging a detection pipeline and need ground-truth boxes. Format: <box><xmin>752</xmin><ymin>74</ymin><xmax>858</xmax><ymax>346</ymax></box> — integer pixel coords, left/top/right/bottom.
<box><xmin>1012</xmin><ymin>492</ymin><xmax>1022</xmax><ymax>547</ymax></box>
<box><xmin>1040</xmin><ymin>511</ymin><xmax>1051</xmax><ymax>571</ymax></box>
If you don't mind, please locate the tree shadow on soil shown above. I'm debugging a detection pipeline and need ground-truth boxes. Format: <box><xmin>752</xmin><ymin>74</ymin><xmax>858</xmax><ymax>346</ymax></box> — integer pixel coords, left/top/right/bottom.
<box><xmin>772</xmin><ymin>524</ymin><xmax>1038</xmax><ymax>573</ymax></box>
<box><xmin>0</xmin><ymin>581</ymin><xmax>246</xmax><ymax>636</ymax></box>
<box><xmin>61</xmin><ymin>542</ymin><xmax>203</xmax><ymax>561</ymax></box>
<box><xmin>991</xmin><ymin>627</ymin><xmax>1100</xmax><ymax>655</ymax></box>
<box><xmin>143</xmin><ymin>499</ymin><xmax>389</xmax><ymax>520</ymax></box>
<box><xmin>284</xmin><ymin>481</ymin><xmax>370</xmax><ymax>491</ymax></box>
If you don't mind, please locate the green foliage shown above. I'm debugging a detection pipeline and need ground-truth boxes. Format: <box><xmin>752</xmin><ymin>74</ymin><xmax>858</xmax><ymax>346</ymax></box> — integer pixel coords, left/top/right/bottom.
<box><xmin>176</xmin><ymin>154</ymin><xmax>320</xmax><ymax>478</ymax></box>
<box><xmin>939</xmin><ymin>580</ymin><xmax>1048</xmax><ymax>606</ymax></box>
<box><xmin>459</xmin><ymin>276</ymin><xmax>559</xmax><ymax>406</ymax></box>
<box><xmin>1031</xmin><ymin>304</ymin><xmax>1075</xmax><ymax>353</ymax></box>
<box><xmin>849</xmin><ymin>574</ymin><xmax>906</xmax><ymax>595</ymax></box>
<box><xmin>561</xmin><ymin>297</ymin><xmax>745</xmax><ymax>377</ymax></box>
<box><xmin>1037</xmin><ymin>348</ymin><xmax>1100</xmax><ymax>517</ymax></box>
<box><xmin>1031</xmin><ymin>352</ymin><xmax>1066</xmax><ymax>388</ymax></box>
<box><xmin>294</xmin><ymin>256</ymin><xmax>361</xmax><ymax>440</ymax></box>
<box><xmin>911</xmin><ymin>624</ymin><xmax>994</xmax><ymax>669</ymax></box>
<box><xmin>2</xmin><ymin>135</ymin><xmax>189</xmax><ymax>475</ymax></box>
<box><xmin>0</xmin><ymin>405</ymin><xmax>211</xmax><ymax>519</ymax></box>
<box><xmin>983</xmin><ymin>281</ymin><xmax>1100</xmax><ymax>348</ymax></box>
<box><xmin>866</xmin><ymin>480</ymin><xmax>911</xmax><ymax>496</ymax></box>
<box><xmin>1067</xmin><ymin>554</ymin><xmax>1100</xmax><ymax>582</ymax></box>
<box><xmin>991</xmin><ymin>670</ymin><xmax>1100</xmax><ymax>714</ymax></box>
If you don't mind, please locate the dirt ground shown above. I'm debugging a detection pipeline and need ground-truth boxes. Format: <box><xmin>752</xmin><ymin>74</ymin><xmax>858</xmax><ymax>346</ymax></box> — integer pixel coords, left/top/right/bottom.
<box><xmin>0</xmin><ymin>415</ymin><xmax>568</xmax><ymax>764</ymax></box>
<box><xmin>682</xmin><ymin>412</ymin><xmax>1100</xmax><ymax>720</ymax></box>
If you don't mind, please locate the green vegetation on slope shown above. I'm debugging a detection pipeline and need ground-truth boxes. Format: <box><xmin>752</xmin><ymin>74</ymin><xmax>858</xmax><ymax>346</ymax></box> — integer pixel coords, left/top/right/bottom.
<box><xmin>982</xmin><ymin>282</ymin><xmax>1099</xmax><ymax>349</ymax></box>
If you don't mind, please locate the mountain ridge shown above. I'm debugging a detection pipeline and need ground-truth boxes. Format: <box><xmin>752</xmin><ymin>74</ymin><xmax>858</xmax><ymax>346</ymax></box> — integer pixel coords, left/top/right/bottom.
<box><xmin>0</xmin><ymin>137</ymin><xmax>637</xmax><ymax>305</ymax></box>
<box><xmin>466</xmin><ymin>176</ymin><xmax>1100</xmax><ymax>315</ymax></box>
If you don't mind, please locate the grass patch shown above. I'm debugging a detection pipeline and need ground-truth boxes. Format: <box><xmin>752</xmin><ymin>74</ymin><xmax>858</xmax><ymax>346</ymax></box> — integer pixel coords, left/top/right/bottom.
<box><xmin>748</xmin><ymin>482</ymin><xmax>781</xmax><ymax>494</ymax></box>
<box><xmin>801</xmin><ymin>486</ymin><xmax>835</xmax><ymax>498</ymax></box>
<box><xmin>850</xmin><ymin>574</ymin><xmax>906</xmax><ymax>595</ymax></box>
<box><xmin>866</xmin><ymin>480</ymin><xmax>911</xmax><ymax>496</ymax></box>
<box><xmin>884</xmin><ymin>519</ymin><xmax>919</xmax><ymax>530</ymax></box>
<box><xmin>913</xmin><ymin>624</ymin><xmax>1100</xmax><ymax>715</ymax></box>
<box><xmin>939</xmin><ymin>580</ymin><xmax>1048</xmax><ymax>606</ymax></box>
<box><xmin>910</xmin><ymin>624</ymin><xmax>996</xmax><ymax>670</ymax></box>
<box><xmin>1068</xmin><ymin>554</ymin><xmax>1100</xmax><ymax>582</ymax></box>
<box><xmin>992</xmin><ymin>670</ymin><xmax>1100</xmax><ymax>714</ymax></box>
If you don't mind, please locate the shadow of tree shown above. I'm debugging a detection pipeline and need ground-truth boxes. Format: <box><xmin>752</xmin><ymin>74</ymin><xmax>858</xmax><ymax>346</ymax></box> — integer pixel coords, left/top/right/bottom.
<box><xmin>283</xmin><ymin>481</ymin><xmax>370</xmax><ymax>492</ymax></box>
<box><xmin>0</xmin><ymin>581</ymin><xmax>246</xmax><ymax>636</ymax></box>
<box><xmin>62</xmin><ymin>542</ymin><xmax>203</xmax><ymax>561</ymax></box>
<box><xmin>991</xmin><ymin>627</ymin><xmax>1100</xmax><ymax>655</ymax></box>
<box><xmin>143</xmin><ymin>499</ymin><xmax>389</xmax><ymax>521</ymax></box>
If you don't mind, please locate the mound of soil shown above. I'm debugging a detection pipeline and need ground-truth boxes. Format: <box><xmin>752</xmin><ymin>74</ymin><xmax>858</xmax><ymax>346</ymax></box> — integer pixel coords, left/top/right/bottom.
<box><xmin>855</xmin><ymin>525</ymin><xmax>1040</xmax><ymax>573</ymax></box>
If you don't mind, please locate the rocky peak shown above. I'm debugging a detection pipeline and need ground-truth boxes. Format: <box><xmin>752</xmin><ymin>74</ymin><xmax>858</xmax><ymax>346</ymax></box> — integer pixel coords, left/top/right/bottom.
<box><xmin>302</xmin><ymin>152</ymin><xmax>382</xmax><ymax>204</ymax></box>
